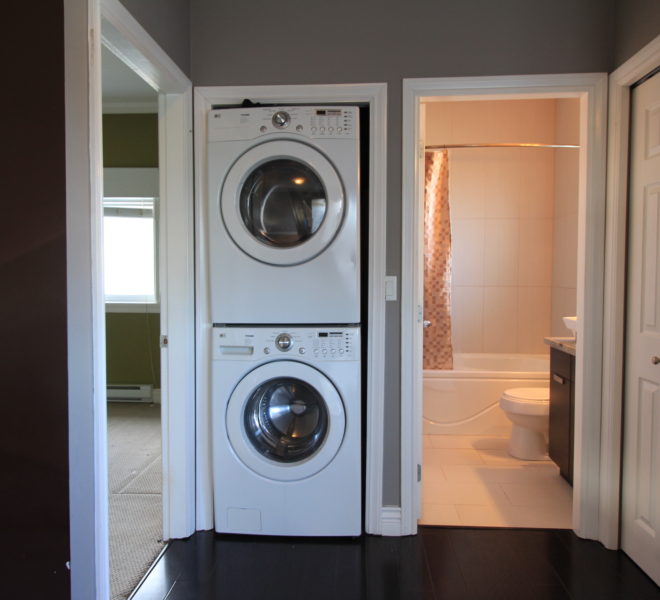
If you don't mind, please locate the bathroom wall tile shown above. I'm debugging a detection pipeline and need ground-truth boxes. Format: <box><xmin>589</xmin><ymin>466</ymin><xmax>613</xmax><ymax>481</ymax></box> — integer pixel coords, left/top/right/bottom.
<box><xmin>450</xmin><ymin>101</ymin><xmax>491</xmax><ymax>143</ymax></box>
<box><xmin>552</xmin><ymin>214</ymin><xmax>578</xmax><ymax>289</ymax></box>
<box><xmin>451</xmin><ymin>219</ymin><xmax>485</xmax><ymax>286</ymax></box>
<box><xmin>519</xmin><ymin>218</ymin><xmax>553</xmax><ymax>286</ymax></box>
<box><xmin>554</xmin><ymin>147</ymin><xmax>579</xmax><ymax>218</ymax></box>
<box><xmin>555</xmin><ymin>98</ymin><xmax>580</xmax><ymax>147</ymax></box>
<box><xmin>517</xmin><ymin>286</ymin><xmax>552</xmax><ymax>354</ymax></box>
<box><xmin>451</xmin><ymin>286</ymin><xmax>483</xmax><ymax>353</ymax></box>
<box><xmin>424</xmin><ymin>102</ymin><xmax>452</xmax><ymax>145</ymax></box>
<box><xmin>520</xmin><ymin>149</ymin><xmax>555</xmax><ymax>219</ymax></box>
<box><xmin>484</xmin><ymin>148</ymin><xmax>521</xmax><ymax>219</ymax></box>
<box><xmin>483</xmin><ymin>219</ymin><xmax>519</xmax><ymax>286</ymax></box>
<box><xmin>551</xmin><ymin>287</ymin><xmax>577</xmax><ymax>337</ymax></box>
<box><xmin>449</xmin><ymin>150</ymin><xmax>486</xmax><ymax>218</ymax></box>
<box><xmin>482</xmin><ymin>286</ymin><xmax>518</xmax><ymax>353</ymax></box>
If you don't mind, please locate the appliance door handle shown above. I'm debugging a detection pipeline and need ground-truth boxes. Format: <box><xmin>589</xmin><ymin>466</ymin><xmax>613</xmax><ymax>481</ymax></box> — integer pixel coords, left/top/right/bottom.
<box><xmin>552</xmin><ymin>373</ymin><xmax>565</xmax><ymax>385</ymax></box>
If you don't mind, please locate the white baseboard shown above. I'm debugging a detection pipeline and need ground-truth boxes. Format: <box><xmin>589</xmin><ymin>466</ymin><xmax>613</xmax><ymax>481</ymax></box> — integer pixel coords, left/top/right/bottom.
<box><xmin>380</xmin><ymin>506</ymin><xmax>403</xmax><ymax>536</ymax></box>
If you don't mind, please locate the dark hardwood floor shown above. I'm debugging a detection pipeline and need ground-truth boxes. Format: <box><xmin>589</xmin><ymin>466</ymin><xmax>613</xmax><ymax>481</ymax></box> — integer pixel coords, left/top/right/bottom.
<box><xmin>131</xmin><ymin>527</ymin><xmax>660</xmax><ymax>600</ymax></box>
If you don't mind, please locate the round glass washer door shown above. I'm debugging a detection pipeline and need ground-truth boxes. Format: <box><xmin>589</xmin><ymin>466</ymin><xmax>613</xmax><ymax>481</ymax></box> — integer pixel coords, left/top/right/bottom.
<box><xmin>226</xmin><ymin>361</ymin><xmax>346</xmax><ymax>481</ymax></box>
<box><xmin>220</xmin><ymin>140</ymin><xmax>345</xmax><ymax>266</ymax></box>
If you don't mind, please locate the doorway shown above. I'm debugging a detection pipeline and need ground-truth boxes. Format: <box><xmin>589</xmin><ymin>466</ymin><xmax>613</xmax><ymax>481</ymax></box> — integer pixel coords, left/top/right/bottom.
<box><xmin>101</xmin><ymin>43</ymin><xmax>163</xmax><ymax>598</ymax></box>
<box><xmin>65</xmin><ymin>0</ymin><xmax>195</xmax><ymax>597</ymax></box>
<box><xmin>400</xmin><ymin>74</ymin><xmax>608</xmax><ymax>540</ymax></box>
<box><xmin>419</xmin><ymin>97</ymin><xmax>579</xmax><ymax>528</ymax></box>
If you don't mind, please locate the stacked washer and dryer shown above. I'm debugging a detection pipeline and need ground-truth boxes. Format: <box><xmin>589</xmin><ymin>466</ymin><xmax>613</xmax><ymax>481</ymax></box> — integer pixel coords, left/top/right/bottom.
<box><xmin>207</xmin><ymin>106</ymin><xmax>362</xmax><ymax>536</ymax></box>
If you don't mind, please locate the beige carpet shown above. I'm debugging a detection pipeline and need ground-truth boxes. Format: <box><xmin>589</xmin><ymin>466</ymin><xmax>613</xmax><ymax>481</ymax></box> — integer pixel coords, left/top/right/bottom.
<box><xmin>108</xmin><ymin>402</ymin><xmax>164</xmax><ymax>600</ymax></box>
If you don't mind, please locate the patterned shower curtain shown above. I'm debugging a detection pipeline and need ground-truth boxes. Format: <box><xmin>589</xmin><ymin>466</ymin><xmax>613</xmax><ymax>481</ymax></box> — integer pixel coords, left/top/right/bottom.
<box><xmin>423</xmin><ymin>150</ymin><xmax>453</xmax><ymax>370</ymax></box>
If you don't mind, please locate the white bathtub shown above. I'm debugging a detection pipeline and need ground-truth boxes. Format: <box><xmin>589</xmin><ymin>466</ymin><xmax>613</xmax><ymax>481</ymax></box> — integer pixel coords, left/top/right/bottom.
<box><xmin>423</xmin><ymin>353</ymin><xmax>550</xmax><ymax>436</ymax></box>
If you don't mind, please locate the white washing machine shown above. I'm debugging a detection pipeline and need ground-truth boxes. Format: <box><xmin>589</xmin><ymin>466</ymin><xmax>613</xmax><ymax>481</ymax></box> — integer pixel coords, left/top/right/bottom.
<box><xmin>212</xmin><ymin>325</ymin><xmax>361</xmax><ymax>536</ymax></box>
<box><xmin>207</xmin><ymin>105</ymin><xmax>360</xmax><ymax>324</ymax></box>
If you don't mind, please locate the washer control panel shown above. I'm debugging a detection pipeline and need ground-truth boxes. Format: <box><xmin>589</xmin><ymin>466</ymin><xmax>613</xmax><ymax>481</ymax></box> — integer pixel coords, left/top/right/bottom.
<box><xmin>208</xmin><ymin>105</ymin><xmax>358</xmax><ymax>142</ymax></box>
<box><xmin>212</xmin><ymin>326</ymin><xmax>359</xmax><ymax>361</ymax></box>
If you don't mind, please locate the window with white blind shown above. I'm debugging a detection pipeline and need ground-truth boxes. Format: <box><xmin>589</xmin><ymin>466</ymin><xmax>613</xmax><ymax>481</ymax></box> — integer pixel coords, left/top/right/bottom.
<box><xmin>103</xmin><ymin>196</ymin><xmax>158</xmax><ymax>304</ymax></box>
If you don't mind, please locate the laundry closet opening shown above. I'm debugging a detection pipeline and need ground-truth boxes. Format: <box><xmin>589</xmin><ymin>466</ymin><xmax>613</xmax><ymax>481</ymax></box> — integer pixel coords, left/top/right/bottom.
<box><xmin>420</xmin><ymin>98</ymin><xmax>580</xmax><ymax>528</ymax></box>
<box><xmin>205</xmin><ymin>100</ymin><xmax>372</xmax><ymax>536</ymax></box>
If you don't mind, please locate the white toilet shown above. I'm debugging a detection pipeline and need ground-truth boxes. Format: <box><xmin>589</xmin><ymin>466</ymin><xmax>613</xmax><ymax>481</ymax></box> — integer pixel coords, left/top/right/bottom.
<box><xmin>499</xmin><ymin>387</ymin><xmax>550</xmax><ymax>460</ymax></box>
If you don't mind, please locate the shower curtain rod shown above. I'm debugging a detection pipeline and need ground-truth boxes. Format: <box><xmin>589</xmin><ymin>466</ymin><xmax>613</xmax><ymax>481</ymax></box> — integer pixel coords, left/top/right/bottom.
<box><xmin>425</xmin><ymin>142</ymin><xmax>579</xmax><ymax>149</ymax></box>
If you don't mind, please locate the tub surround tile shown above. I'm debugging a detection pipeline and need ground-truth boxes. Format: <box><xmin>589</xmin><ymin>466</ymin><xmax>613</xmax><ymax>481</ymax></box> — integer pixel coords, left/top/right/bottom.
<box><xmin>483</xmin><ymin>219</ymin><xmax>519</xmax><ymax>286</ymax></box>
<box><xmin>451</xmin><ymin>218</ymin><xmax>485</xmax><ymax>285</ymax></box>
<box><xmin>518</xmin><ymin>219</ymin><xmax>553</xmax><ymax>286</ymax></box>
<box><xmin>482</xmin><ymin>286</ymin><xmax>519</xmax><ymax>353</ymax></box>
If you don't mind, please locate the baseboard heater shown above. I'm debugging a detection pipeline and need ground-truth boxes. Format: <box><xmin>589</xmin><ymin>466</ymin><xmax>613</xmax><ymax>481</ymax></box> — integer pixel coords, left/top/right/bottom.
<box><xmin>107</xmin><ymin>384</ymin><xmax>153</xmax><ymax>403</ymax></box>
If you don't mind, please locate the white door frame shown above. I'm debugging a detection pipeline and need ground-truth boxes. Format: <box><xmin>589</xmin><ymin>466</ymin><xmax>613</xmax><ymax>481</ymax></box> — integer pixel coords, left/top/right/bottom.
<box><xmin>65</xmin><ymin>0</ymin><xmax>195</xmax><ymax>597</ymax></box>
<box><xmin>602</xmin><ymin>34</ymin><xmax>660</xmax><ymax>550</ymax></box>
<box><xmin>400</xmin><ymin>74</ymin><xmax>608</xmax><ymax>540</ymax></box>
<box><xmin>193</xmin><ymin>84</ymin><xmax>388</xmax><ymax>533</ymax></box>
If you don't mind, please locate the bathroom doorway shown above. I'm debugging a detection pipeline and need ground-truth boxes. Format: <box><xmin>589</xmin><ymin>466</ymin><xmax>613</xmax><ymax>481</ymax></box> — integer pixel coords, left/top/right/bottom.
<box><xmin>400</xmin><ymin>74</ymin><xmax>609</xmax><ymax>539</ymax></box>
<box><xmin>419</xmin><ymin>98</ymin><xmax>579</xmax><ymax>527</ymax></box>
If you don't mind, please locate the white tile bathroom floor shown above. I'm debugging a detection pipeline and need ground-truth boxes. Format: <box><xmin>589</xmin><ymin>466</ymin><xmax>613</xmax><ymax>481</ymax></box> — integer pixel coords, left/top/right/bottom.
<box><xmin>421</xmin><ymin>434</ymin><xmax>573</xmax><ymax>528</ymax></box>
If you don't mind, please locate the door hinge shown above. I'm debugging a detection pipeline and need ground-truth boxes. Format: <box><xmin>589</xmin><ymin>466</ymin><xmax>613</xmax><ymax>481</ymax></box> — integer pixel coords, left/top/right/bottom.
<box><xmin>160</xmin><ymin>335</ymin><xmax>169</xmax><ymax>348</ymax></box>
<box><xmin>417</xmin><ymin>463</ymin><xmax>422</xmax><ymax>482</ymax></box>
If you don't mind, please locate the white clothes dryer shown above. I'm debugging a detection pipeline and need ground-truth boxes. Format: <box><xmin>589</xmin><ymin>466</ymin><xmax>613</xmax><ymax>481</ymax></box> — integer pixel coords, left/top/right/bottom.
<box><xmin>207</xmin><ymin>106</ymin><xmax>360</xmax><ymax>324</ymax></box>
<box><xmin>212</xmin><ymin>326</ymin><xmax>361</xmax><ymax>537</ymax></box>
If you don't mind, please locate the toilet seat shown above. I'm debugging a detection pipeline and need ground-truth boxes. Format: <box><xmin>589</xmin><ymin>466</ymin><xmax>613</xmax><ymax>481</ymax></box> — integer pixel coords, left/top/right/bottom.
<box><xmin>499</xmin><ymin>387</ymin><xmax>549</xmax><ymax>416</ymax></box>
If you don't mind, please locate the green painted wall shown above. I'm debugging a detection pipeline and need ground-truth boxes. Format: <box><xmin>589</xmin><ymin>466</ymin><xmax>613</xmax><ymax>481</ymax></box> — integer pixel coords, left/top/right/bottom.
<box><xmin>105</xmin><ymin>312</ymin><xmax>161</xmax><ymax>386</ymax></box>
<box><xmin>103</xmin><ymin>113</ymin><xmax>158</xmax><ymax>168</ymax></box>
<box><xmin>104</xmin><ymin>113</ymin><xmax>160</xmax><ymax>388</ymax></box>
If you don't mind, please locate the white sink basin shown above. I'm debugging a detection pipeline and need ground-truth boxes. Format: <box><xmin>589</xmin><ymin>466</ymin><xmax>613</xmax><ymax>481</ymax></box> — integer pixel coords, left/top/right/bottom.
<box><xmin>563</xmin><ymin>316</ymin><xmax>578</xmax><ymax>337</ymax></box>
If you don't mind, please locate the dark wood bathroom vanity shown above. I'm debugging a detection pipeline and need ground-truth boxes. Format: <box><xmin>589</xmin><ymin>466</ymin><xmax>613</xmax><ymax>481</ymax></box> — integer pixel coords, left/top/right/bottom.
<box><xmin>544</xmin><ymin>337</ymin><xmax>576</xmax><ymax>485</ymax></box>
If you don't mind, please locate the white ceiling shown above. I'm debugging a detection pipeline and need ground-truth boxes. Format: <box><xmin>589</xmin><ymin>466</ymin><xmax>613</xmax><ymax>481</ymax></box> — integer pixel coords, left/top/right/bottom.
<box><xmin>102</xmin><ymin>46</ymin><xmax>157</xmax><ymax>112</ymax></box>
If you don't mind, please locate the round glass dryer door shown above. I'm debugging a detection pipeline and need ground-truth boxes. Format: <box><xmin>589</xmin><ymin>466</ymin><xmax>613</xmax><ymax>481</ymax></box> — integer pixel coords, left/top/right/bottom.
<box><xmin>226</xmin><ymin>361</ymin><xmax>346</xmax><ymax>481</ymax></box>
<box><xmin>220</xmin><ymin>140</ymin><xmax>345</xmax><ymax>266</ymax></box>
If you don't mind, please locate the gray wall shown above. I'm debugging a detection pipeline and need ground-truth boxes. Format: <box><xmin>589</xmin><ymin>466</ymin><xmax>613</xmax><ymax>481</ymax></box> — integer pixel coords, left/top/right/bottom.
<box><xmin>119</xmin><ymin>0</ymin><xmax>191</xmax><ymax>76</ymax></box>
<box><xmin>613</xmin><ymin>0</ymin><xmax>660</xmax><ymax>68</ymax></box>
<box><xmin>190</xmin><ymin>0</ymin><xmax>614</xmax><ymax>505</ymax></box>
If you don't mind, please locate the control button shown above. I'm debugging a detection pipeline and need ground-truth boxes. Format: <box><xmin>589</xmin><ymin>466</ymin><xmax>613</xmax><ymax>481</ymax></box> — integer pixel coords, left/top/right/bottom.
<box><xmin>331</xmin><ymin>349</ymin><xmax>336</xmax><ymax>355</ymax></box>
<box><xmin>313</xmin><ymin>349</ymin><xmax>319</xmax><ymax>356</ymax></box>
<box><xmin>337</xmin><ymin>127</ymin><xmax>343</xmax><ymax>133</ymax></box>
<box><xmin>264</xmin><ymin>347</ymin><xmax>270</xmax><ymax>354</ymax></box>
<box><xmin>275</xmin><ymin>333</ymin><xmax>293</xmax><ymax>351</ymax></box>
<box><xmin>311</xmin><ymin>127</ymin><xmax>317</xmax><ymax>133</ymax></box>
<box><xmin>339</xmin><ymin>349</ymin><xmax>345</xmax><ymax>355</ymax></box>
<box><xmin>272</xmin><ymin>111</ymin><xmax>290</xmax><ymax>129</ymax></box>
<box><xmin>328</xmin><ymin>127</ymin><xmax>334</xmax><ymax>133</ymax></box>
<box><xmin>321</xmin><ymin>349</ymin><xmax>327</xmax><ymax>355</ymax></box>
<box><xmin>320</xmin><ymin>127</ymin><xmax>325</xmax><ymax>133</ymax></box>
<box><xmin>299</xmin><ymin>347</ymin><xmax>306</xmax><ymax>355</ymax></box>
<box><xmin>296</xmin><ymin>125</ymin><xmax>303</xmax><ymax>132</ymax></box>
<box><xmin>259</xmin><ymin>125</ymin><xmax>267</xmax><ymax>133</ymax></box>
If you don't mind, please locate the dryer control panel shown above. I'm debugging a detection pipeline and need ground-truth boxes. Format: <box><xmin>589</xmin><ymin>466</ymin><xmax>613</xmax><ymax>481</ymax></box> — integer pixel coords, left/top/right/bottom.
<box><xmin>212</xmin><ymin>326</ymin><xmax>360</xmax><ymax>361</ymax></box>
<box><xmin>208</xmin><ymin>106</ymin><xmax>359</xmax><ymax>143</ymax></box>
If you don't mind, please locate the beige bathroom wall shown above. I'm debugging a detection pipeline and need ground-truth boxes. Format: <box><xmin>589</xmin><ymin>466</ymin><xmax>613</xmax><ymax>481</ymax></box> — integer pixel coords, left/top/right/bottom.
<box><xmin>551</xmin><ymin>99</ymin><xmax>580</xmax><ymax>336</ymax></box>
<box><xmin>425</xmin><ymin>100</ymin><xmax>557</xmax><ymax>355</ymax></box>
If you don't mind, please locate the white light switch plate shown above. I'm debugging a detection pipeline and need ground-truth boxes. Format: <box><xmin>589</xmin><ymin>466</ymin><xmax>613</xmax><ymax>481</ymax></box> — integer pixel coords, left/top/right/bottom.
<box><xmin>385</xmin><ymin>276</ymin><xmax>397</xmax><ymax>301</ymax></box>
